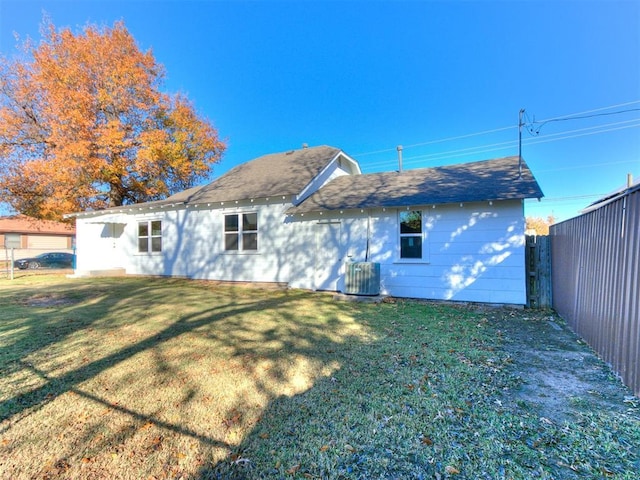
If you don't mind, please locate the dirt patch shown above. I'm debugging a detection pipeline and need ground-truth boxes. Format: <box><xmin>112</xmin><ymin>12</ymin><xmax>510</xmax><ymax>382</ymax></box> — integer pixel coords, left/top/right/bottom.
<box><xmin>23</xmin><ymin>293</ymin><xmax>76</xmax><ymax>308</ymax></box>
<box><xmin>487</xmin><ymin>309</ymin><xmax>639</xmax><ymax>423</ymax></box>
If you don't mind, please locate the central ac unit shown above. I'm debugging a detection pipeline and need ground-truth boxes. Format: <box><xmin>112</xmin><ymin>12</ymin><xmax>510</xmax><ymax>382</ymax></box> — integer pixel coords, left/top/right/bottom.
<box><xmin>344</xmin><ymin>262</ymin><xmax>380</xmax><ymax>296</ymax></box>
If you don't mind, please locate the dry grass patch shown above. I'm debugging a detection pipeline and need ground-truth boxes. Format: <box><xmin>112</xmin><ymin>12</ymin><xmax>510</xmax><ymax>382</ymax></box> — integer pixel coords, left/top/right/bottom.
<box><xmin>1</xmin><ymin>276</ymin><xmax>638</xmax><ymax>479</ymax></box>
<box><xmin>0</xmin><ymin>276</ymin><xmax>370</xmax><ymax>479</ymax></box>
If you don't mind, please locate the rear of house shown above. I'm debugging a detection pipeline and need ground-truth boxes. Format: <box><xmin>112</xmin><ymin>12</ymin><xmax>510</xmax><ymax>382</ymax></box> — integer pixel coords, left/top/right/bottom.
<box><xmin>69</xmin><ymin>145</ymin><xmax>543</xmax><ymax>305</ymax></box>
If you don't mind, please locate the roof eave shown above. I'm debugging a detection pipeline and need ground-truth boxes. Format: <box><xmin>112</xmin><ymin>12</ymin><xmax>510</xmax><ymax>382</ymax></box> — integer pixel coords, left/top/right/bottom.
<box><xmin>287</xmin><ymin>194</ymin><xmax>542</xmax><ymax>215</ymax></box>
<box><xmin>65</xmin><ymin>201</ymin><xmax>186</xmax><ymax>219</ymax></box>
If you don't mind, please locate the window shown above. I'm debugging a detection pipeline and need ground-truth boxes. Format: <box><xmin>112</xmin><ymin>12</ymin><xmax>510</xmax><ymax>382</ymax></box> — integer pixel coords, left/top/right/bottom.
<box><xmin>224</xmin><ymin>213</ymin><xmax>258</xmax><ymax>251</ymax></box>
<box><xmin>138</xmin><ymin>220</ymin><xmax>162</xmax><ymax>253</ymax></box>
<box><xmin>399</xmin><ymin>210</ymin><xmax>422</xmax><ymax>259</ymax></box>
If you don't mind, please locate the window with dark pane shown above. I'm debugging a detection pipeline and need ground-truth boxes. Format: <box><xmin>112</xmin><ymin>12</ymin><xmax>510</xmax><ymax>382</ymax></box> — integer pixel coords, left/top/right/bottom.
<box><xmin>224</xmin><ymin>213</ymin><xmax>258</xmax><ymax>251</ymax></box>
<box><xmin>151</xmin><ymin>221</ymin><xmax>162</xmax><ymax>252</ymax></box>
<box><xmin>400</xmin><ymin>211</ymin><xmax>422</xmax><ymax>259</ymax></box>
<box><xmin>242</xmin><ymin>213</ymin><xmax>258</xmax><ymax>250</ymax></box>
<box><xmin>138</xmin><ymin>222</ymin><xmax>149</xmax><ymax>253</ymax></box>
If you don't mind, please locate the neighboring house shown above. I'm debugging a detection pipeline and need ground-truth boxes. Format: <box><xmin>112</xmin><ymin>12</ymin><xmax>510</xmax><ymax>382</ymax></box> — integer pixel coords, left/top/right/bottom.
<box><xmin>0</xmin><ymin>215</ymin><xmax>76</xmax><ymax>260</ymax></box>
<box><xmin>580</xmin><ymin>173</ymin><xmax>639</xmax><ymax>214</ymax></box>
<box><xmin>68</xmin><ymin>145</ymin><xmax>543</xmax><ymax>304</ymax></box>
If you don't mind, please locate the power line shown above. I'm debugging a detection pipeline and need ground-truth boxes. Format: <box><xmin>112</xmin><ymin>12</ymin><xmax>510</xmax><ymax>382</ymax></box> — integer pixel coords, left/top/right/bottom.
<box><xmin>403</xmin><ymin>125</ymin><xmax>515</xmax><ymax>150</ymax></box>
<box><xmin>524</xmin><ymin>193</ymin><xmax>606</xmax><ymax>202</ymax></box>
<box><xmin>533</xmin><ymin>100</ymin><xmax>640</xmax><ymax>124</ymax></box>
<box><xmin>354</xmin><ymin>100</ymin><xmax>640</xmax><ymax>160</ymax></box>
<box><xmin>362</xmin><ymin>119</ymin><xmax>640</xmax><ymax>170</ymax></box>
<box><xmin>353</xmin><ymin>124</ymin><xmax>516</xmax><ymax>157</ymax></box>
<box><xmin>533</xmin><ymin>158</ymin><xmax>640</xmax><ymax>174</ymax></box>
<box><xmin>527</xmin><ymin>108</ymin><xmax>640</xmax><ymax>135</ymax></box>
<box><xmin>525</xmin><ymin>118</ymin><xmax>640</xmax><ymax>140</ymax></box>
<box><xmin>522</xmin><ymin>122</ymin><xmax>640</xmax><ymax>149</ymax></box>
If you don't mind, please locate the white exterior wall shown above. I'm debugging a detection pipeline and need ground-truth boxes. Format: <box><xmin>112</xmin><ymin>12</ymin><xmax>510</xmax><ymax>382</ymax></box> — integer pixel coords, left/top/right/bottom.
<box><xmin>75</xmin><ymin>220</ymin><xmax>126</xmax><ymax>271</ymax></box>
<box><xmin>75</xmin><ymin>198</ymin><xmax>526</xmax><ymax>304</ymax></box>
<box><xmin>77</xmin><ymin>199</ymin><xmax>298</xmax><ymax>282</ymax></box>
<box><xmin>287</xmin><ymin>199</ymin><xmax>527</xmax><ymax>304</ymax></box>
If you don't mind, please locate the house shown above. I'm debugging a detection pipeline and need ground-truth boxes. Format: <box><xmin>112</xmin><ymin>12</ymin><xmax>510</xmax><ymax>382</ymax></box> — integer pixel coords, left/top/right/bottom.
<box><xmin>580</xmin><ymin>173</ymin><xmax>639</xmax><ymax>214</ymax></box>
<box><xmin>0</xmin><ymin>214</ymin><xmax>76</xmax><ymax>260</ymax></box>
<box><xmin>68</xmin><ymin>145</ymin><xmax>543</xmax><ymax>304</ymax></box>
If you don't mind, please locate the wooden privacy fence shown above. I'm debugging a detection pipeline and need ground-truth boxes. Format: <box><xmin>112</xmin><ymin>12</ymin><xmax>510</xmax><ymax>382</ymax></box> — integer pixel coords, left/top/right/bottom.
<box><xmin>525</xmin><ymin>235</ymin><xmax>552</xmax><ymax>308</ymax></box>
<box><xmin>550</xmin><ymin>187</ymin><xmax>640</xmax><ymax>397</ymax></box>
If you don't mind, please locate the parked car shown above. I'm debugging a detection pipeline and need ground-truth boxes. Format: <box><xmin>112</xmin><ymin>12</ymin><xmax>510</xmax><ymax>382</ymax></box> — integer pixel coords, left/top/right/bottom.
<box><xmin>14</xmin><ymin>252</ymin><xmax>75</xmax><ymax>270</ymax></box>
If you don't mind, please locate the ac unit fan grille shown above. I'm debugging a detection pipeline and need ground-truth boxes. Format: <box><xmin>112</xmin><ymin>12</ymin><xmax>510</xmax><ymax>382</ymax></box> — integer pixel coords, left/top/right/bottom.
<box><xmin>344</xmin><ymin>262</ymin><xmax>380</xmax><ymax>296</ymax></box>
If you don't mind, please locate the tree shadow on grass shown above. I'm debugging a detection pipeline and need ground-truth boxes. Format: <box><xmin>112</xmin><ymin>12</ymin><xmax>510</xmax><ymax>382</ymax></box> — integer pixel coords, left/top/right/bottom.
<box><xmin>0</xmin><ymin>277</ymin><xmax>297</xmax><ymax>428</ymax></box>
<box><xmin>0</xmin><ymin>278</ymin><xmax>379</xmax><ymax>479</ymax></box>
<box><xmin>191</xmin><ymin>300</ymin><xmax>440</xmax><ymax>480</ymax></box>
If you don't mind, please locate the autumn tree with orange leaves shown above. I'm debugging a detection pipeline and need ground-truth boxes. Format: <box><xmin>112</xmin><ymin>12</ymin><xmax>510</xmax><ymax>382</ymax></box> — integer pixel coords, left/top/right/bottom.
<box><xmin>525</xmin><ymin>215</ymin><xmax>556</xmax><ymax>235</ymax></box>
<box><xmin>0</xmin><ymin>20</ymin><xmax>225</xmax><ymax>221</ymax></box>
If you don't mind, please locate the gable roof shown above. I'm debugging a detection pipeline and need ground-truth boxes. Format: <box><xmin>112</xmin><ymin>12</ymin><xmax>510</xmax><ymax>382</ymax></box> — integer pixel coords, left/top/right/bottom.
<box><xmin>165</xmin><ymin>145</ymin><xmax>344</xmax><ymax>205</ymax></box>
<box><xmin>0</xmin><ymin>215</ymin><xmax>75</xmax><ymax>235</ymax></box>
<box><xmin>287</xmin><ymin>156</ymin><xmax>543</xmax><ymax>214</ymax></box>
<box><xmin>68</xmin><ymin>145</ymin><xmax>350</xmax><ymax>218</ymax></box>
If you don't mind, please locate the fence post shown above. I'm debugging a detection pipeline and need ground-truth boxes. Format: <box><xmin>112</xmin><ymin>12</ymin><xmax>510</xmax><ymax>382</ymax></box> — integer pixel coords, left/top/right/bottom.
<box><xmin>10</xmin><ymin>247</ymin><xmax>15</xmax><ymax>281</ymax></box>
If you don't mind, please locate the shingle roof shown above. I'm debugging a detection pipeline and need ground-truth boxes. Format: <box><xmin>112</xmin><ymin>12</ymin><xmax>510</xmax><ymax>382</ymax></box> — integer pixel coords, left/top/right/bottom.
<box><xmin>165</xmin><ymin>145</ymin><xmax>342</xmax><ymax>204</ymax></box>
<box><xmin>0</xmin><ymin>215</ymin><xmax>76</xmax><ymax>234</ymax></box>
<box><xmin>287</xmin><ymin>156</ymin><xmax>543</xmax><ymax>214</ymax></box>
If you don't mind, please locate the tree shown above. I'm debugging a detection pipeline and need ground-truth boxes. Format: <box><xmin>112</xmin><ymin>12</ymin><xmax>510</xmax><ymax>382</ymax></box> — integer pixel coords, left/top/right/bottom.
<box><xmin>525</xmin><ymin>215</ymin><xmax>556</xmax><ymax>235</ymax></box>
<box><xmin>0</xmin><ymin>20</ymin><xmax>225</xmax><ymax>221</ymax></box>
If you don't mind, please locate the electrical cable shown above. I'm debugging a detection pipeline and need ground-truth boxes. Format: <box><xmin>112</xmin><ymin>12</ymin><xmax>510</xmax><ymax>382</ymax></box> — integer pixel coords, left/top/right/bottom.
<box><xmin>528</xmin><ymin>108</ymin><xmax>640</xmax><ymax>135</ymax></box>
<box><xmin>353</xmin><ymin>124</ymin><xmax>516</xmax><ymax>157</ymax></box>
<box><xmin>362</xmin><ymin>120</ymin><xmax>640</xmax><ymax>170</ymax></box>
<box><xmin>354</xmin><ymin>100</ymin><xmax>640</xmax><ymax>159</ymax></box>
<box><xmin>533</xmin><ymin>100</ymin><xmax>640</xmax><ymax>124</ymax></box>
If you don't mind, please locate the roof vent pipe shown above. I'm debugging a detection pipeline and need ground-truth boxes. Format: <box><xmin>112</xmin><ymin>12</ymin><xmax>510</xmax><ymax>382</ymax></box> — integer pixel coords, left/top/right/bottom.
<box><xmin>628</xmin><ymin>173</ymin><xmax>633</xmax><ymax>188</ymax></box>
<box><xmin>302</xmin><ymin>143</ymin><xmax>308</xmax><ymax>149</ymax></box>
<box><xmin>397</xmin><ymin>145</ymin><xmax>403</xmax><ymax>172</ymax></box>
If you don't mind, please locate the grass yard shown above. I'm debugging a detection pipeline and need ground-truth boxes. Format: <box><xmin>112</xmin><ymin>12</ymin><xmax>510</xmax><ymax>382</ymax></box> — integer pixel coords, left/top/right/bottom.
<box><xmin>0</xmin><ymin>276</ymin><xmax>638</xmax><ymax>479</ymax></box>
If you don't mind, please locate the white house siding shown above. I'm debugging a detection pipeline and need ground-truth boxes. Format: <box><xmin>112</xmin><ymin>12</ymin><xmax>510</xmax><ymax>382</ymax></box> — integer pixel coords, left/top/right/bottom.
<box><xmin>77</xmin><ymin>200</ymin><xmax>303</xmax><ymax>283</ymax></box>
<box><xmin>387</xmin><ymin>200</ymin><xmax>526</xmax><ymax>304</ymax></box>
<box><xmin>287</xmin><ymin>199</ymin><xmax>527</xmax><ymax>305</ymax></box>
<box><xmin>75</xmin><ymin>220</ymin><xmax>126</xmax><ymax>271</ymax></box>
<box><xmin>75</xmin><ymin>198</ymin><xmax>526</xmax><ymax>304</ymax></box>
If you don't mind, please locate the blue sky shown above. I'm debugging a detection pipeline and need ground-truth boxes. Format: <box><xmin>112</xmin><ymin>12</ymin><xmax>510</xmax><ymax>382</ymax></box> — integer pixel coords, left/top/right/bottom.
<box><xmin>1</xmin><ymin>0</ymin><xmax>639</xmax><ymax>222</ymax></box>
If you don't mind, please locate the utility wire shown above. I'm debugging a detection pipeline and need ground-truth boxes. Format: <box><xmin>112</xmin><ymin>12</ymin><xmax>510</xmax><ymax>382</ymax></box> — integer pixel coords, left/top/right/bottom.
<box><xmin>528</xmin><ymin>108</ymin><xmax>640</xmax><ymax>135</ymax></box>
<box><xmin>402</xmin><ymin>125</ymin><xmax>515</xmax><ymax>150</ymax></box>
<box><xmin>522</xmin><ymin>122</ymin><xmax>640</xmax><ymax>149</ymax></box>
<box><xmin>354</xmin><ymin>100</ymin><xmax>640</xmax><ymax>159</ymax></box>
<box><xmin>532</xmin><ymin>100</ymin><xmax>640</xmax><ymax>123</ymax></box>
<box><xmin>353</xmin><ymin>124</ymin><xmax>515</xmax><ymax>157</ymax></box>
<box><xmin>526</xmin><ymin>193</ymin><xmax>608</xmax><ymax>201</ymax></box>
<box><xmin>363</xmin><ymin>119</ymin><xmax>640</xmax><ymax>170</ymax></box>
<box><xmin>535</xmin><ymin>158</ymin><xmax>640</xmax><ymax>173</ymax></box>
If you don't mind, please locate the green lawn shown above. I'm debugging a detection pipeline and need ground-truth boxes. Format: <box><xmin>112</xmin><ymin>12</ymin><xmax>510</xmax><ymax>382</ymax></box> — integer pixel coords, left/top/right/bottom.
<box><xmin>0</xmin><ymin>276</ymin><xmax>638</xmax><ymax>479</ymax></box>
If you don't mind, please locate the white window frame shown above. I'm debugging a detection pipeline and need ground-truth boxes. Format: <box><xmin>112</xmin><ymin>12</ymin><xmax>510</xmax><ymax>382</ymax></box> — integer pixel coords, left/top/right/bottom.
<box><xmin>224</xmin><ymin>212</ymin><xmax>258</xmax><ymax>252</ymax></box>
<box><xmin>137</xmin><ymin>220</ymin><xmax>162</xmax><ymax>254</ymax></box>
<box><xmin>397</xmin><ymin>210</ymin><xmax>429</xmax><ymax>263</ymax></box>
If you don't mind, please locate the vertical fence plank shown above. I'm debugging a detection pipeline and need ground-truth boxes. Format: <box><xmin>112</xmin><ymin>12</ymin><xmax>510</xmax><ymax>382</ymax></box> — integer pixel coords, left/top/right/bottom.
<box><xmin>550</xmin><ymin>189</ymin><xmax>640</xmax><ymax>397</ymax></box>
<box><xmin>525</xmin><ymin>235</ymin><xmax>552</xmax><ymax>308</ymax></box>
